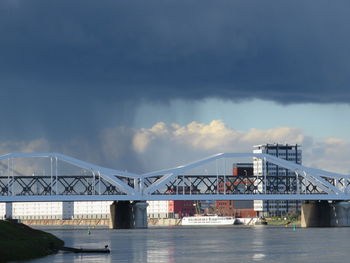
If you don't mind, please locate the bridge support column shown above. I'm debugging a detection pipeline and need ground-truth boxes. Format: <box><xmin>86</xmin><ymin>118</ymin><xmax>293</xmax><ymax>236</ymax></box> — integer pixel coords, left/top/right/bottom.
<box><xmin>301</xmin><ymin>201</ymin><xmax>350</xmax><ymax>227</ymax></box>
<box><xmin>109</xmin><ymin>201</ymin><xmax>133</xmax><ymax>229</ymax></box>
<box><xmin>301</xmin><ymin>201</ymin><xmax>331</xmax><ymax>227</ymax></box>
<box><xmin>330</xmin><ymin>201</ymin><xmax>350</xmax><ymax>227</ymax></box>
<box><xmin>131</xmin><ymin>201</ymin><xmax>148</xmax><ymax>229</ymax></box>
<box><xmin>109</xmin><ymin>201</ymin><xmax>148</xmax><ymax>229</ymax></box>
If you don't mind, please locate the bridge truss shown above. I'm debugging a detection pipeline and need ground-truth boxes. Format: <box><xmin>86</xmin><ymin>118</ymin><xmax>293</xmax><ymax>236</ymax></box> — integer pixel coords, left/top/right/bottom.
<box><xmin>0</xmin><ymin>152</ymin><xmax>349</xmax><ymax>202</ymax></box>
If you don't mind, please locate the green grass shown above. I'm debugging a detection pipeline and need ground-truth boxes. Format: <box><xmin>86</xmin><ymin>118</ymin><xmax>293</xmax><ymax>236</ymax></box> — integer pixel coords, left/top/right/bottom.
<box><xmin>266</xmin><ymin>216</ymin><xmax>301</xmax><ymax>226</ymax></box>
<box><xmin>0</xmin><ymin>220</ymin><xmax>64</xmax><ymax>263</ymax></box>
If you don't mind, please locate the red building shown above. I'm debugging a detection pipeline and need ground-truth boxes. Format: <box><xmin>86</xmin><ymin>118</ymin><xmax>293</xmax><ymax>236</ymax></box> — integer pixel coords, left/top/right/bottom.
<box><xmin>164</xmin><ymin>186</ymin><xmax>197</xmax><ymax>218</ymax></box>
<box><xmin>215</xmin><ymin>163</ymin><xmax>257</xmax><ymax>218</ymax></box>
<box><xmin>168</xmin><ymin>200</ymin><xmax>196</xmax><ymax>218</ymax></box>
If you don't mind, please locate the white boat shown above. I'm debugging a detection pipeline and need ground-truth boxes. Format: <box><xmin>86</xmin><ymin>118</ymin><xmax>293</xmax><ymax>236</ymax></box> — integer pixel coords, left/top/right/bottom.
<box><xmin>181</xmin><ymin>215</ymin><xmax>235</xmax><ymax>226</ymax></box>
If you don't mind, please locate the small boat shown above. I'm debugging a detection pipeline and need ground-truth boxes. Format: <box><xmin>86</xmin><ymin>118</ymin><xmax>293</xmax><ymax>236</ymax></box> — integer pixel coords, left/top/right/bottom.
<box><xmin>254</xmin><ymin>218</ymin><xmax>268</xmax><ymax>225</ymax></box>
<box><xmin>181</xmin><ymin>215</ymin><xmax>235</xmax><ymax>226</ymax></box>
<box><xmin>58</xmin><ymin>246</ymin><xmax>110</xmax><ymax>253</ymax></box>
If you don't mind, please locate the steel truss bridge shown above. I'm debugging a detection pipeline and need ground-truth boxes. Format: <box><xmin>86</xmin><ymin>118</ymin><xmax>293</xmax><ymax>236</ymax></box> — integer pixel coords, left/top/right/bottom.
<box><xmin>0</xmin><ymin>152</ymin><xmax>349</xmax><ymax>202</ymax></box>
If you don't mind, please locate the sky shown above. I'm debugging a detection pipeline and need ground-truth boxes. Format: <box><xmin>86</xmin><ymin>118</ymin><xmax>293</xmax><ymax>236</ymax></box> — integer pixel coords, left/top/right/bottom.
<box><xmin>1</xmin><ymin>0</ymin><xmax>350</xmax><ymax>174</ymax></box>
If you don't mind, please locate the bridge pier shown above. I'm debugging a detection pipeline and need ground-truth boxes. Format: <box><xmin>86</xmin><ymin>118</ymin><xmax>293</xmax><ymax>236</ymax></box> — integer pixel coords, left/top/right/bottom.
<box><xmin>109</xmin><ymin>201</ymin><xmax>148</xmax><ymax>229</ymax></box>
<box><xmin>330</xmin><ymin>201</ymin><xmax>350</xmax><ymax>227</ymax></box>
<box><xmin>301</xmin><ymin>201</ymin><xmax>350</xmax><ymax>227</ymax></box>
<box><xmin>301</xmin><ymin>201</ymin><xmax>331</xmax><ymax>227</ymax></box>
<box><xmin>132</xmin><ymin>201</ymin><xmax>148</xmax><ymax>228</ymax></box>
<box><xmin>109</xmin><ymin>201</ymin><xmax>132</xmax><ymax>229</ymax></box>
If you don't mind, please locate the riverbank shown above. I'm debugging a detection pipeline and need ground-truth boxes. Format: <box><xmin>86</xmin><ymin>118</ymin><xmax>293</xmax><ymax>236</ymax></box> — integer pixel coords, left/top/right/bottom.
<box><xmin>19</xmin><ymin>217</ymin><xmax>301</xmax><ymax>228</ymax></box>
<box><xmin>0</xmin><ymin>220</ymin><xmax>64</xmax><ymax>263</ymax></box>
<box><xmin>148</xmin><ymin>218</ymin><xmax>182</xmax><ymax>226</ymax></box>
<box><xmin>21</xmin><ymin>218</ymin><xmax>182</xmax><ymax>227</ymax></box>
<box><xmin>21</xmin><ymin>218</ymin><xmax>110</xmax><ymax>226</ymax></box>
<box><xmin>265</xmin><ymin>217</ymin><xmax>301</xmax><ymax>226</ymax></box>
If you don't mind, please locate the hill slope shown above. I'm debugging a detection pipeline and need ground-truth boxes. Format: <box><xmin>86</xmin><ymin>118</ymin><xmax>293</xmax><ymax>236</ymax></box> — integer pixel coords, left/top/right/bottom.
<box><xmin>0</xmin><ymin>220</ymin><xmax>64</xmax><ymax>262</ymax></box>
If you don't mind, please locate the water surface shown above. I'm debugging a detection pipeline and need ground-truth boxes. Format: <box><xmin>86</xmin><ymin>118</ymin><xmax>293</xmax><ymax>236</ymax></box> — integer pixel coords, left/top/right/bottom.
<box><xmin>25</xmin><ymin>225</ymin><xmax>349</xmax><ymax>263</ymax></box>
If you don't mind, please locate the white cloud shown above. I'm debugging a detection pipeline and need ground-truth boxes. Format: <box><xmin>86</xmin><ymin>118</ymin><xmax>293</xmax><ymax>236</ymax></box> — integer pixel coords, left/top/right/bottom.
<box><xmin>131</xmin><ymin>120</ymin><xmax>350</xmax><ymax>174</ymax></box>
<box><xmin>305</xmin><ymin>137</ymin><xmax>350</xmax><ymax>174</ymax></box>
<box><xmin>0</xmin><ymin>120</ymin><xmax>349</xmax><ymax>175</ymax></box>
<box><xmin>0</xmin><ymin>138</ymin><xmax>50</xmax><ymax>155</ymax></box>
<box><xmin>131</xmin><ymin>120</ymin><xmax>309</xmax><ymax>171</ymax></box>
<box><xmin>0</xmin><ymin>138</ymin><xmax>51</xmax><ymax>175</ymax></box>
<box><xmin>133</xmin><ymin>120</ymin><xmax>307</xmax><ymax>154</ymax></box>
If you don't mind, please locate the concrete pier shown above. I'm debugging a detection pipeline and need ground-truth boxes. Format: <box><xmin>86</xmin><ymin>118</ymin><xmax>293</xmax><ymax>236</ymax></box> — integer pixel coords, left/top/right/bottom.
<box><xmin>109</xmin><ymin>201</ymin><xmax>132</xmax><ymax>229</ymax></box>
<box><xmin>330</xmin><ymin>201</ymin><xmax>350</xmax><ymax>227</ymax></box>
<box><xmin>301</xmin><ymin>201</ymin><xmax>350</xmax><ymax>227</ymax></box>
<box><xmin>109</xmin><ymin>201</ymin><xmax>148</xmax><ymax>229</ymax></box>
<box><xmin>131</xmin><ymin>201</ymin><xmax>148</xmax><ymax>229</ymax></box>
<box><xmin>301</xmin><ymin>201</ymin><xmax>331</xmax><ymax>227</ymax></box>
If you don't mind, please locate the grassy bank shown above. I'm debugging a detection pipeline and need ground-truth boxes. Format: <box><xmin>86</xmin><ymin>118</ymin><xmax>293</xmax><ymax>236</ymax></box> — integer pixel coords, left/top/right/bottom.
<box><xmin>0</xmin><ymin>220</ymin><xmax>64</xmax><ymax>263</ymax></box>
<box><xmin>266</xmin><ymin>216</ymin><xmax>301</xmax><ymax>226</ymax></box>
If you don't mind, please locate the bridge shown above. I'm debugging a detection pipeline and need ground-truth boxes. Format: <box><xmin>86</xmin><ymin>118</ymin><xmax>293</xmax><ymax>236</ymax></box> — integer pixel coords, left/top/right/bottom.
<box><xmin>1</xmin><ymin>152</ymin><xmax>349</xmax><ymax>228</ymax></box>
<box><xmin>0</xmin><ymin>152</ymin><xmax>348</xmax><ymax>202</ymax></box>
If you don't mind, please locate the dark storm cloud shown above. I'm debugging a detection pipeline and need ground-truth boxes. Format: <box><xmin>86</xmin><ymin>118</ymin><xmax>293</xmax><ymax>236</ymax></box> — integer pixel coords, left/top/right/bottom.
<box><xmin>1</xmin><ymin>0</ymin><xmax>350</xmax><ymax>139</ymax></box>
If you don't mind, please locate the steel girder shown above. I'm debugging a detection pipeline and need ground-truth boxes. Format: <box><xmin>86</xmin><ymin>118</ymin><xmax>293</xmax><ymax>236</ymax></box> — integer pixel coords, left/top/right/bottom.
<box><xmin>0</xmin><ymin>152</ymin><xmax>139</xmax><ymax>198</ymax></box>
<box><xmin>0</xmin><ymin>152</ymin><xmax>349</xmax><ymax>201</ymax></box>
<box><xmin>142</xmin><ymin>153</ymin><xmax>350</xmax><ymax>199</ymax></box>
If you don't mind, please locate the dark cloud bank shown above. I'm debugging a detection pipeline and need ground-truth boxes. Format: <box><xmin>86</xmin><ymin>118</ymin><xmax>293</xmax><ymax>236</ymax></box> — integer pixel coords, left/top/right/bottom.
<box><xmin>1</xmin><ymin>1</ymin><xmax>350</xmax><ymax>143</ymax></box>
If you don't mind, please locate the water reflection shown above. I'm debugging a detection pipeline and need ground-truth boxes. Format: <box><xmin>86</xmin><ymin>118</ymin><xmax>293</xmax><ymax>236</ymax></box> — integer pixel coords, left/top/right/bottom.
<box><xmin>27</xmin><ymin>226</ymin><xmax>350</xmax><ymax>263</ymax></box>
<box><xmin>252</xmin><ymin>253</ymin><xmax>266</xmax><ymax>261</ymax></box>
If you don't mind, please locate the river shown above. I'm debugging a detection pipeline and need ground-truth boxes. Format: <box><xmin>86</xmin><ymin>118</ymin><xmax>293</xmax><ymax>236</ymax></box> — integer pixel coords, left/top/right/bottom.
<box><xmin>26</xmin><ymin>225</ymin><xmax>349</xmax><ymax>263</ymax></box>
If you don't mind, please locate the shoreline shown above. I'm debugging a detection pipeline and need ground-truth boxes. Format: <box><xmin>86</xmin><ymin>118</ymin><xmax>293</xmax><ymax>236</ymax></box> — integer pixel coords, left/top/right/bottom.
<box><xmin>18</xmin><ymin>216</ymin><xmax>301</xmax><ymax>229</ymax></box>
<box><xmin>0</xmin><ymin>220</ymin><xmax>64</xmax><ymax>263</ymax></box>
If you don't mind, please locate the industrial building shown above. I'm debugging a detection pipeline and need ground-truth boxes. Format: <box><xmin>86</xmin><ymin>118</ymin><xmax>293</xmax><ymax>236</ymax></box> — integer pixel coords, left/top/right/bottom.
<box><xmin>0</xmin><ymin>200</ymin><xmax>196</xmax><ymax>220</ymax></box>
<box><xmin>0</xmin><ymin>201</ymin><xmax>112</xmax><ymax>220</ymax></box>
<box><xmin>147</xmin><ymin>201</ymin><xmax>170</xmax><ymax>218</ymax></box>
<box><xmin>147</xmin><ymin>200</ymin><xmax>196</xmax><ymax>218</ymax></box>
<box><xmin>215</xmin><ymin>163</ymin><xmax>257</xmax><ymax>218</ymax></box>
<box><xmin>253</xmin><ymin>143</ymin><xmax>302</xmax><ymax>216</ymax></box>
